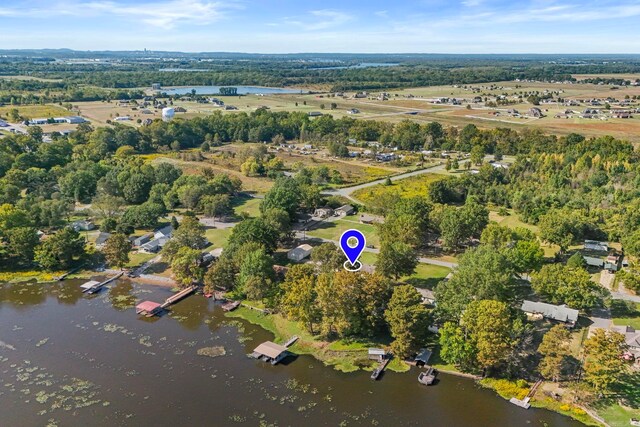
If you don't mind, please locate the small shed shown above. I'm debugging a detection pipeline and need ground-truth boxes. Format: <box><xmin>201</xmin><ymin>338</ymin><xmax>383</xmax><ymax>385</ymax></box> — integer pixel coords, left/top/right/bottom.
<box><xmin>252</xmin><ymin>341</ymin><xmax>288</xmax><ymax>365</ymax></box>
<box><xmin>136</xmin><ymin>301</ymin><xmax>162</xmax><ymax>316</ymax></box>
<box><xmin>287</xmin><ymin>244</ymin><xmax>313</xmax><ymax>262</ymax></box>
<box><xmin>336</xmin><ymin>205</ymin><xmax>355</xmax><ymax>216</ymax></box>
<box><xmin>368</xmin><ymin>348</ymin><xmax>387</xmax><ymax>362</ymax></box>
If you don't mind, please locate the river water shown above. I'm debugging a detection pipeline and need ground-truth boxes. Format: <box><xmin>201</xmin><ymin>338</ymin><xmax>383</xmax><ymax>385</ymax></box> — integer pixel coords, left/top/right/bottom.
<box><xmin>0</xmin><ymin>279</ymin><xmax>582</xmax><ymax>426</ymax></box>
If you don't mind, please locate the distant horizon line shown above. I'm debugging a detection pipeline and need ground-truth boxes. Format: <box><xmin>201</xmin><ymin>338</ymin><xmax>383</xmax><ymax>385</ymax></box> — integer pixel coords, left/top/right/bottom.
<box><xmin>1</xmin><ymin>48</ymin><xmax>640</xmax><ymax>56</ymax></box>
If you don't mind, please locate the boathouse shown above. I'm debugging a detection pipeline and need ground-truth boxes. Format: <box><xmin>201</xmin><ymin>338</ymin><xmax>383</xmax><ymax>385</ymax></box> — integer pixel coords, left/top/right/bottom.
<box><xmin>252</xmin><ymin>341</ymin><xmax>288</xmax><ymax>365</ymax></box>
<box><xmin>414</xmin><ymin>348</ymin><xmax>433</xmax><ymax>367</ymax></box>
<box><xmin>136</xmin><ymin>301</ymin><xmax>162</xmax><ymax>316</ymax></box>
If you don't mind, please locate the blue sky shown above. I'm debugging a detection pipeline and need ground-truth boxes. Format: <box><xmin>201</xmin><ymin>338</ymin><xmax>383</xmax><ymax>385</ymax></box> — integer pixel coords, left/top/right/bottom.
<box><xmin>1</xmin><ymin>0</ymin><xmax>640</xmax><ymax>53</ymax></box>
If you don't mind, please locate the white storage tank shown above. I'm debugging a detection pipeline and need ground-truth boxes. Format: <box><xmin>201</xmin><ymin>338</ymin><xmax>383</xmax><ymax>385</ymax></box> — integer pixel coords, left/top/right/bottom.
<box><xmin>162</xmin><ymin>107</ymin><xmax>175</xmax><ymax>122</ymax></box>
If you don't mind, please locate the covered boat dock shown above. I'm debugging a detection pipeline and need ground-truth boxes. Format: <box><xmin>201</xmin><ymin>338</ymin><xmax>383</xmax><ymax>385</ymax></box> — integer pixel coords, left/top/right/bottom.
<box><xmin>250</xmin><ymin>341</ymin><xmax>288</xmax><ymax>365</ymax></box>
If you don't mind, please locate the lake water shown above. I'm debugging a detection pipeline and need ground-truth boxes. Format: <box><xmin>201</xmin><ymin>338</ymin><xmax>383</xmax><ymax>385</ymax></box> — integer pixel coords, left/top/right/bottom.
<box><xmin>159</xmin><ymin>86</ymin><xmax>306</xmax><ymax>95</ymax></box>
<box><xmin>0</xmin><ymin>279</ymin><xmax>582</xmax><ymax>426</ymax></box>
<box><xmin>310</xmin><ymin>63</ymin><xmax>401</xmax><ymax>70</ymax></box>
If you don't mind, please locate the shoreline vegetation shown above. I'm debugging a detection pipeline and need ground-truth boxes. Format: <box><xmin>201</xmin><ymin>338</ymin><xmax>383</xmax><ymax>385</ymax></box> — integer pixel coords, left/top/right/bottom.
<box><xmin>0</xmin><ymin>270</ymin><xmax>619</xmax><ymax>426</ymax></box>
<box><xmin>225</xmin><ymin>303</ymin><xmax>606</xmax><ymax>427</ymax></box>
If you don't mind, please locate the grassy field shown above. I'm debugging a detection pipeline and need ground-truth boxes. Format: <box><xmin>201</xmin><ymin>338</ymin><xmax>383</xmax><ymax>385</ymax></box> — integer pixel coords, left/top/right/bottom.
<box><xmin>307</xmin><ymin>217</ymin><xmax>381</xmax><ymax>247</ymax></box>
<box><xmin>352</xmin><ymin>173</ymin><xmax>444</xmax><ymax>207</ymax></box>
<box><xmin>232</xmin><ymin>196</ymin><xmax>262</xmax><ymax>217</ymax></box>
<box><xmin>26</xmin><ymin>76</ymin><xmax>640</xmax><ymax>143</ymax></box>
<box><xmin>0</xmin><ymin>104</ymin><xmax>70</xmax><ymax>120</ymax></box>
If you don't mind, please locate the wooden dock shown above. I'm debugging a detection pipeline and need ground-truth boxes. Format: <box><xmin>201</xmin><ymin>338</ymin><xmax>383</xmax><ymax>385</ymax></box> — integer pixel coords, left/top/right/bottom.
<box><xmin>160</xmin><ymin>285</ymin><xmax>197</xmax><ymax>309</ymax></box>
<box><xmin>55</xmin><ymin>266</ymin><xmax>83</xmax><ymax>281</ymax></box>
<box><xmin>371</xmin><ymin>356</ymin><xmax>391</xmax><ymax>380</ymax></box>
<box><xmin>81</xmin><ymin>271</ymin><xmax>124</xmax><ymax>294</ymax></box>
<box><xmin>509</xmin><ymin>379</ymin><xmax>543</xmax><ymax>409</ymax></box>
<box><xmin>221</xmin><ymin>300</ymin><xmax>240</xmax><ymax>312</ymax></box>
<box><xmin>284</xmin><ymin>336</ymin><xmax>299</xmax><ymax>348</ymax></box>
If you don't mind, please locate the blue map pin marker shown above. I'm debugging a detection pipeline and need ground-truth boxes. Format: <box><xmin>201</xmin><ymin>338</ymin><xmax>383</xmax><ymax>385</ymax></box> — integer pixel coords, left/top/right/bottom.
<box><xmin>340</xmin><ymin>229</ymin><xmax>366</xmax><ymax>270</ymax></box>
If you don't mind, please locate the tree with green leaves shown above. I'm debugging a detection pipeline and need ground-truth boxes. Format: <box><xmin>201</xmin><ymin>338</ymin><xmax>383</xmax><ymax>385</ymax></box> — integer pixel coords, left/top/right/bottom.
<box><xmin>237</xmin><ymin>247</ymin><xmax>276</xmax><ymax>302</ymax></box>
<box><xmin>439</xmin><ymin>322</ymin><xmax>476</xmax><ymax>370</ymax></box>
<box><xmin>260</xmin><ymin>177</ymin><xmax>301</xmax><ymax>219</ymax></box>
<box><xmin>461</xmin><ymin>299</ymin><xmax>517</xmax><ymax>371</ymax></box>
<box><xmin>171</xmin><ymin>247</ymin><xmax>204</xmax><ymax>287</ymax></box>
<box><xmin>311</xmin><ymin>242</ymin><xmax>344</xmax><ymax>273</ymax></box>
<box><xmin>384</xmin><ymin>285</ymin><xmax>430</xmax><ymax>358</ymax></box>
<box><xmin>531</xmin><ymin>264</ymin><xmax>605</xmax><ymax>310</ymax></box>
<box><xmin>203</xmin><ymin>256</ymin><xmax>237</xmax><ymax>293</ymax></box>
<box><xmin>436</xmin><ymin>246</ymin><xmax>515</xmax><ymax>321</ymax></box>
<box><xmin>200</xmin><ymin>194</ymin><xmax>232</xmax><ymax>222</ymax></box>
<box><xmin>538</xmin><ymin>210</ymin><xmax>585</xmax><ymax>254</ymax></box>
<box><xmin>3</xmin><ymin>227</ymin><xmax>39</xmax><ymax>265</ymax></box>
<box><xmin>281</xmin><ymin>264</ymin><xmax>320</xmax><ymax>333</ymax></box>
<box><xmin>537</xmin><ymin>324</ymin><xmax>571</xmax><ymax>382</ymax></box>
<box><xmin>102</xmin><ymin>233</ymin><xmax>131</xmax><ymax>269</ymax></box>
<box><xmin>34</xmin><ymin>227</ymin><xmax>85</xmax><ymax>271</ymax></box>
<box><xmin>566</xmin><ymin>251</ymin><xmax>586</xmax><ymax>269</ymax></box>
<box><xmin>226</xmin><ymin>217</ymin><xmax>279</xmax><ymax>253</ymax></box>
<box><xmin>583</xmin><ymin>329</ymin><xmax>628</xmax><ymax>393</ymax></box>
<box><xmin>162</xmin><ymin>216</ymin><xmax>207</xmax><ymax>260</ymax></box>
<box><xmin>376</xmin><ymin>241</ymin><xmax>418</xmax><ymax>280</ymax></box>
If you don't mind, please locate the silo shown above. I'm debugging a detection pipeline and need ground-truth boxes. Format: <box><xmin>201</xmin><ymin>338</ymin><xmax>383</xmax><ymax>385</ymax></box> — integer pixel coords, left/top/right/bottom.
<box><xmin>162</xmin><ymin>107</ymin><xmax>175</xmax><ymax>122</ymax></box>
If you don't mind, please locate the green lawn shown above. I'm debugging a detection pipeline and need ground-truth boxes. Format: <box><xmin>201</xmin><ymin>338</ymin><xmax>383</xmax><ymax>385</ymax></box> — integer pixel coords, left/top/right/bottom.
<box><xmin>204</xmin><ymin>227</ymin><xmax>233</xmax><ymax>250</ymax></box>
<box><xmin>232</xmin><ymin>196</ymin><xmax>262</xmax><ymax>218</ymax></box>
<box><xmin>125</xmin><ymin>252</ymin><xmax>156</xmax><ymax>268</ymax></box>
<box><xmin>307</xmin><ymin>217</ymin><xmax>380</xmax><ymax>247</ymax></box>
<box><xmin>612</xmin><ymin>302</ymin><xmax>640</xmax><ymax>329</ymax></box>
<box><xmin>403</xmin><ymin>263</ymin><xmax>452</xmax><ymax>289</ymax></box>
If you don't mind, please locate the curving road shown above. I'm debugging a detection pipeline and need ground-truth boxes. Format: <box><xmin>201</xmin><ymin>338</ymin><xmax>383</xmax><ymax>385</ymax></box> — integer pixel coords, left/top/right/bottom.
<box><xmin>322</xmin><ymin>161</ymin><xmax>446</xmax><ymax>203</ymax></box>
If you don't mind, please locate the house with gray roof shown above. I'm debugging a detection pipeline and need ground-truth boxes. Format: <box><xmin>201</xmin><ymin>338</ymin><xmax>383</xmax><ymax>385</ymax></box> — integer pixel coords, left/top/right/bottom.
<box><xmin>520</xmin><ymin>300</ymin><xmax>579</xmax><ymax>327</ymax></box>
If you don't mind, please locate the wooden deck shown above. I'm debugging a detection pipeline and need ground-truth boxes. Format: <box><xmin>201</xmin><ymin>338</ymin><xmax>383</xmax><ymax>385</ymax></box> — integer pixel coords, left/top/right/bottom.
<box><xmin>160</xmin><ymin>285</ymin><xmax>197</xmax><ymax>309</ymax></box>
<box><xmin>81</xmin><ymin>271</ymin><xmax>124</xmax><ymax>294</ymax></box>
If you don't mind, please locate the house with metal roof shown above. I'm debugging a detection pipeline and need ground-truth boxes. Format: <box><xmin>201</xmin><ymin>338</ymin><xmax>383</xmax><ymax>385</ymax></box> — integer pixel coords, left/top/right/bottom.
<box><xmin>520</xmin><ymin>300</ymin><xmax>579</xmax><ymax>327</ymax></box>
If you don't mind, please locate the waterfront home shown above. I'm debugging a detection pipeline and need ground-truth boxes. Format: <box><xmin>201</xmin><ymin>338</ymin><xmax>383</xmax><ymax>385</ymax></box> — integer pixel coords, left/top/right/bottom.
<box><xmin>520</xmin><ymin>300</ymin><xmax>579</xmax><ymax>327</ymax></box>
<box><xmin>140</xmin><ymin>236</ymin><xmax>170</xmax><ymax>254</ymax></box>
<box><xmin>154</xmin><ymin>225</ymin><xmax>173</xmax><ymax>240</ymax></box>
<box><xmin>287</xmin><ymin>244</ymin><xmax>313</xmax><ymax>262</ymax></box>
<box><xmin>251</xmin><ymin>341</ymin><xmax>288</xmax><ymax>365</ymax></box>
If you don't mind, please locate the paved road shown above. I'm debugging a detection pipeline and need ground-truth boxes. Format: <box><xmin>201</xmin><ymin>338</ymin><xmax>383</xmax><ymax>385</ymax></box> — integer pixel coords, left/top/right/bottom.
<box><xmin>294</xmin><ymin>231</ymin><xmax>458</xmax><ymax>268</ymax></box>
<box><xmin>322</xmin><ymin>161</ymin><xmax>447</xmax><ymax>203</ymax></box>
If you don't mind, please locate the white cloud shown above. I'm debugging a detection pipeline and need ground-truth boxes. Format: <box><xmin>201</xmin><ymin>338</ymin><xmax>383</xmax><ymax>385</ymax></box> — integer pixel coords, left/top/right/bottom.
<box><xmin>0</xmin><ymin>0</ymin><xmax>241</xmax><ymax>28</ymax></box>
<box><xmin>284</xmin><ymin>9</ymin><xmax>352</xmax><ymax>31</ymax></box>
